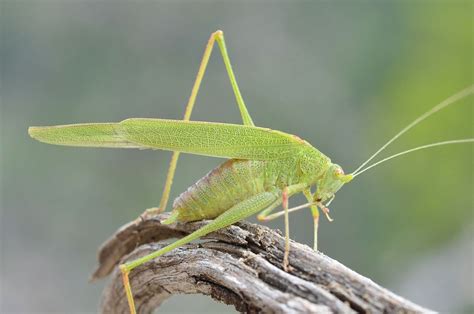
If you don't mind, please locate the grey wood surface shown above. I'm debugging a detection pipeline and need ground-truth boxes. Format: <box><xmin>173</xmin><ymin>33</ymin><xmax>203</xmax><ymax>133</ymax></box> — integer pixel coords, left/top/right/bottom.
<box><xmin>92</xmin><ymin>213</ymin><xmax>433</xmax><ymax>314</ymax></box>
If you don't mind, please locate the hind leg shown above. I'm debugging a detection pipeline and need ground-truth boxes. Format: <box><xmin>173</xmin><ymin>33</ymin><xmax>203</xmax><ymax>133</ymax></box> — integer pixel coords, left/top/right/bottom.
<box><xmin>145</xmin><ymin>30</ymin><xmax>255</xmax><ymax>217</ymax></box>
<box><xmin>121</xmin><ymin>191</ymin><xmax>281</xmax><ymax>314</ymax></box>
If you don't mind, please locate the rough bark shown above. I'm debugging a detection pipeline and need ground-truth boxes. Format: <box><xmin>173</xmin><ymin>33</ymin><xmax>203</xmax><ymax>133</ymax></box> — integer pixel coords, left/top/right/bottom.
<box><xmin>92</xmin><ymin>213</ymin><xmax>433</xmax><ymax>314</ymax></box>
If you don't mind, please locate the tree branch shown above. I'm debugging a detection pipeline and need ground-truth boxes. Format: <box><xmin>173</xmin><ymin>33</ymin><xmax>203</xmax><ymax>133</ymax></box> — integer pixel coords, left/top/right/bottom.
<box><xmin>92</xmin><ymin>213</ymin><xmax>433</xmax><ymax>314</ymax></box>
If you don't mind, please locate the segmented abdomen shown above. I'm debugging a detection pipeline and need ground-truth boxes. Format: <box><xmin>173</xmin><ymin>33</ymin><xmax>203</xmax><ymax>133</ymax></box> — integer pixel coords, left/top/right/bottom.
<box><xmin>172</xmin><ymin>159</ymin><xmax>269</xmax><ymax>222</ymax></box>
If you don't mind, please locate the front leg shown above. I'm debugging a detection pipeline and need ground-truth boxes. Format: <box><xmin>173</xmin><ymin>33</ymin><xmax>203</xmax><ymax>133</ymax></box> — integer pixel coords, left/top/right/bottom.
<box><xmin>303</xmin><ymin>188</ymin><xmax>320</xmax><ymax>251</ymax></box>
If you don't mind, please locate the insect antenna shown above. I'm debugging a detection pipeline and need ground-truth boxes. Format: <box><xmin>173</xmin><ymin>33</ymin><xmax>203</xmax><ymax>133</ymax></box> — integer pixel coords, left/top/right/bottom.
<box><xmin>352</xmin><ymin>138</ymin><xmax>474</xmax><ymax>177</ymax></box>
<box><xmin>351</xmin><ymin>85</ymin><xmax>474</xmax><ymax>176</ymax></box>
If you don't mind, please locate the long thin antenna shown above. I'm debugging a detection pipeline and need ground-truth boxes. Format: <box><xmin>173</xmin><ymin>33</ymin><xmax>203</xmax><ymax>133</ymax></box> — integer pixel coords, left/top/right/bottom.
<box><xmin>353</xmin><ymin>139</ymin><xmax>474</xmax><ymax>177</ymax></box>
<box><xmin>352</xmin><ymin>85</ymin><xmax>474</xmax><ymax>174</ymax></box>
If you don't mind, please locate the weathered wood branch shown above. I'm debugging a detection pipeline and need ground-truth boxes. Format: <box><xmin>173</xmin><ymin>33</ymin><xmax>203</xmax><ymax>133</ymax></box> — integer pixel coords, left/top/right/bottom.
<box><xmin>92</xmin><ymin>213</ymin><xmax>433</xmax><ymax>314</ymax></box>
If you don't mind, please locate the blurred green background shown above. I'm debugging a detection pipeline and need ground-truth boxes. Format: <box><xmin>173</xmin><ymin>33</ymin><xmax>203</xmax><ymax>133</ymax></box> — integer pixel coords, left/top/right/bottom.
<box><xmin>1</xmin><ymin>1</ymin><xmax>472</xmax><ymax>313</ymax></box>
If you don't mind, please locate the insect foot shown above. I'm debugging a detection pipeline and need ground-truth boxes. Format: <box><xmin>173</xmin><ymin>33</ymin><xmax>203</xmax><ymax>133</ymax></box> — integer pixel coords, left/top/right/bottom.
<box><xmin>137</xmin><ymin>207</ymin><xmax>163</xmax><ymax>222</ymax></box>
<box><xmin>282</xmin><ymin>259</ymin><xmax>295</xmax><ymax>273</ymax></box>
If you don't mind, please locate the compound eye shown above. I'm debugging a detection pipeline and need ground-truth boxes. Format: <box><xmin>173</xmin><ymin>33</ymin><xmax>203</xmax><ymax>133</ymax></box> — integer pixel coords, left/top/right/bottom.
<box><xmin>334</xmin><ymin>167</ymin><xmax>344</xmax><ymax>177</ymax></box>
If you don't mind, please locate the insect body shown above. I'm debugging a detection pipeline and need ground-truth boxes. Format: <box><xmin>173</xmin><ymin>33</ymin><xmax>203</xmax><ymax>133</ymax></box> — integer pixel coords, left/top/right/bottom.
<box><xmin>173</xmin><ymin>159</ymin><xmax>296</xmax><ymax>223</ymax></box>
<box><xmin>28</xmin><ymin>30</ymin><xmax>473</xmax><ymax>314</ymax></box>
<box><xmin>170</xmin><ymin>148</ymin><xmax>340</xmax><ymax>220</ymax></box>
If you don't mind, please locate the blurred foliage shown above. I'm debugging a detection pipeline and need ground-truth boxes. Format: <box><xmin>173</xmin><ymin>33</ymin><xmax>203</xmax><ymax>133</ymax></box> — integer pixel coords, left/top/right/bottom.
<box><xmin>1</xmin><ymin>1</ymin><xmax>472</xmax><ymax>313</ymax></box>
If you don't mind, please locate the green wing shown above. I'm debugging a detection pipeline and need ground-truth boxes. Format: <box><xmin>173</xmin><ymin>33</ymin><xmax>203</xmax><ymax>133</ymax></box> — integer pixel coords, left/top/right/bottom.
<box><xmin>29</xmin><ymin>118</ymin><xmax>311</xmax><ymax>160</ymax></box>
<box><xmin>28</xmin><ymin>123</ymin><xmax>140</xmax><ymax>148</ymax></box>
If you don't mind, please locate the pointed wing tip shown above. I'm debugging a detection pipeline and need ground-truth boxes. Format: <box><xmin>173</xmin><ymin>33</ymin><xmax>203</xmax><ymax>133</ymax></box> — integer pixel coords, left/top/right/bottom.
<box><xmin>28</xmin><ymin>125</ymin><xmax>51</xmax><ymax>144</ymax></box>
<box><xmin>27</xmin><ymin>123</ymin><xmax>142</xmax><ymax>148</ymax></box>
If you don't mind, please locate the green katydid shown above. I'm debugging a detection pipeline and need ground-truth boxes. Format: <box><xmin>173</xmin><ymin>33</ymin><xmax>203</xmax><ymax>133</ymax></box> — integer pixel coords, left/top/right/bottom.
<box><xmin>28</xmin><ymin>30</ymin><xmax>473</xmax><ymax>314</ymax></box>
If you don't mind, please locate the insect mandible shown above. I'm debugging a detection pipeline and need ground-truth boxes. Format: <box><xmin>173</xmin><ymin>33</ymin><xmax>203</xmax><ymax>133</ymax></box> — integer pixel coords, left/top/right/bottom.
<box><xmin>28</xmin><ymin>30</ymin><xmax>474</xmax><ymax>314</ymax></box>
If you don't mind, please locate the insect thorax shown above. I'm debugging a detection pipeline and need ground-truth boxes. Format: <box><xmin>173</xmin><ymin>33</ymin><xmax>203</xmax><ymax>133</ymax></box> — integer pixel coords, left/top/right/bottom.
<box><xmin>297</xmin><ymin>147</ymin><xmax>331</xmax><ymax>185</ymax></box>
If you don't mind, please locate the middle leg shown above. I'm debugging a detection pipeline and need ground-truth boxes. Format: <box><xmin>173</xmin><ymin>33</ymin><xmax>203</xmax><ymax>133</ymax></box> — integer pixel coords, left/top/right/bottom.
<box><xmin>257</xmin><ymin>187</ymin><xmax>291</xmax><ymax>271</ymax></box>
<box><xmin>282</xmin><ymin>187</ymin><xmax>290</xmax><ymax>271</ymax></box>
<box><xmin>257</xmin><ymin>183</ymin><xmax>308</xmax><ymax>270</ymax></box>
<box><xmin>259</xmin><ymin>187</ymin><xmax>323</xmax><ymax>251</ymax></box>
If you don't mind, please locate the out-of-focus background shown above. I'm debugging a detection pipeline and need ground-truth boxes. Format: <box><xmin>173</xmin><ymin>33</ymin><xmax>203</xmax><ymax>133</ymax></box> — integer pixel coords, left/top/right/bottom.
<box><xmin>1</xmin><ymin>1</ymin><xmax>472</xmax><ymax>313</ymax></box>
